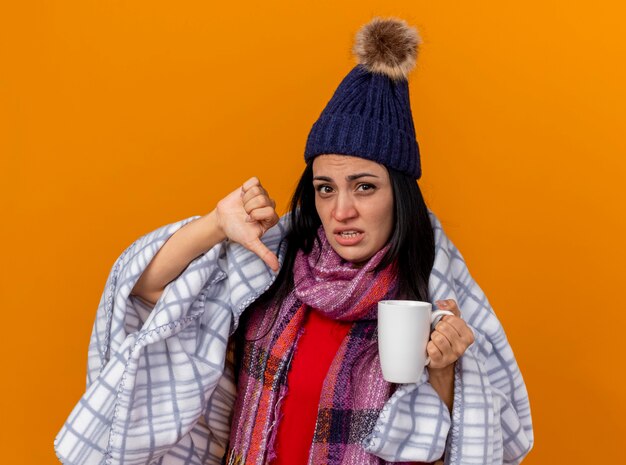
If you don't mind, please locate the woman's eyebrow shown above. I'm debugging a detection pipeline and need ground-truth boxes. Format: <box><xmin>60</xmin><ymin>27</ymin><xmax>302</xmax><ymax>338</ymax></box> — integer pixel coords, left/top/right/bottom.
<box><xmin>346</xmin><ymin>173</ymin><xmax>379</xmax><ymax>181</ymax></box>
<box><xmin>312</xmin><ymin>173</ymin><xmax>379</xmax><ymax>182</ymax></box>
<box><xmin>313</xmin><ymin>176</ymin><xmax>333</xmax><ymax>182</ymax></box>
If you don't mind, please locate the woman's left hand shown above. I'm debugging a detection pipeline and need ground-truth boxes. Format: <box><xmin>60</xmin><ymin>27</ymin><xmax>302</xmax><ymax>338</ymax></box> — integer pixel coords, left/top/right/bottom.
<box><xmin>427</xmin><ymin>299</ymin><xmax>475</xmax><ymax>370</ymax></box>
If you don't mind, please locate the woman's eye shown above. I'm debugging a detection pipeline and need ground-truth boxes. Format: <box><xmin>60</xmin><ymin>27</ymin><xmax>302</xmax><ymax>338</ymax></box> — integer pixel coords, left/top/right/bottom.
<box><xmin>315</xmin><ymin>185</ymin><xmax>333</xmax><ymax>194</ymax></box>
<box><xmin>357</xmin><ymin>183</ymin><xmax>376</xmax><ymax>192</ymax></box>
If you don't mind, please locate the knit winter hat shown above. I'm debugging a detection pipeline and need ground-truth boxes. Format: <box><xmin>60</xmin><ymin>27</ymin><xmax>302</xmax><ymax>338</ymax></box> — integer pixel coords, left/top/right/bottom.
<box><xmin>304</xmin><ymin>17</ymin><xmax>423</xmax><ymax>178</ymax></box>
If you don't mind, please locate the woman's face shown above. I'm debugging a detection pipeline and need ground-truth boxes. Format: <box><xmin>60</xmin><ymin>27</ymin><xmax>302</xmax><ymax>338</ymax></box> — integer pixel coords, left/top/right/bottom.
<box><xmin>312</xmin><ymin>154</ymin><xmax>394</xmax><ymax>264</ymax></box>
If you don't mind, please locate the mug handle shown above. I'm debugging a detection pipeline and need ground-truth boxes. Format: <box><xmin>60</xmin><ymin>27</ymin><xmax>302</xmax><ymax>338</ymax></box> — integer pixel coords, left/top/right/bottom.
<box><xmin>425</xmin><ymin>310</ymin><xmax>455</xmax><ymax>366</ymax></box>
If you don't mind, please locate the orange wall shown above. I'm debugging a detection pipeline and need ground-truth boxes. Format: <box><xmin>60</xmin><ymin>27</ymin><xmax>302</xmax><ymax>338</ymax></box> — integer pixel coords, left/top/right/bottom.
<box><xmin>1</xmin><ymin>1</ymin><xmax>624</xmax><ymax>463</ymax></box>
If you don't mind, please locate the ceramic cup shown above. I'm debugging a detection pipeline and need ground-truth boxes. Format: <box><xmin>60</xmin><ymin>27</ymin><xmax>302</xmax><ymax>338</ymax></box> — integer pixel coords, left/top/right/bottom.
<box><xmin>378</xmin><ymin>300</ymin><xmax>454</xmax><ymax>383</ymax></box>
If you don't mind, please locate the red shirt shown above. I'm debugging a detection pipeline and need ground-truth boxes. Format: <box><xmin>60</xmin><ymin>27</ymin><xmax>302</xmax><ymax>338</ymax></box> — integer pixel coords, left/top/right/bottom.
<box><xmin>272</xmin><ymin>309</ymin><xmax>351</xmax><ymax>465</ymax></box>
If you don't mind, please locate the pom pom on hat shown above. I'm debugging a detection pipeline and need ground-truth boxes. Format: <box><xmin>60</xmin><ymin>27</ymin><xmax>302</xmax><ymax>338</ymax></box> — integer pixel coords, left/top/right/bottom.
<box><xmin>353</xmin><ymin>17</ymin><xmax>421</xmax><ymax>81</ymax></box>
<box><xmin>305</xmin><ymin>16</ymin><xmax>423</xmax><ymax>178</ymax></box>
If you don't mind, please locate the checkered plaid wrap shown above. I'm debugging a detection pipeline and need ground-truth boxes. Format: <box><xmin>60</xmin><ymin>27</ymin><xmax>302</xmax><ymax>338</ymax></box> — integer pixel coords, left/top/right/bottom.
<box><xmin>361</xmin><ymin>213</ymin><xmax>534</xmax><ymax>464</ymax></box>
<box><xmin>54</xmin><ymin>211</ymin><xmax>533</xmax><ymax>465</ymax></box>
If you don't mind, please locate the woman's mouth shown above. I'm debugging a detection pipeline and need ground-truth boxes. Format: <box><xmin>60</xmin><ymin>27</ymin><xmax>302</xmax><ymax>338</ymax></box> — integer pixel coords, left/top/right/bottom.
<box><xmin>334</xmin><ymin>230</ymin><xmax>364</xmax><ymax>246</ymax></box>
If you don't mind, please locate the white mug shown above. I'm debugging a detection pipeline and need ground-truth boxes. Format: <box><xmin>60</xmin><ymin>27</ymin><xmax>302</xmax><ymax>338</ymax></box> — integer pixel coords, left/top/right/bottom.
<box><xmin>377</xmin><ymin>300</ymin><xmax>454</xmax><ymax>384</ymax></box>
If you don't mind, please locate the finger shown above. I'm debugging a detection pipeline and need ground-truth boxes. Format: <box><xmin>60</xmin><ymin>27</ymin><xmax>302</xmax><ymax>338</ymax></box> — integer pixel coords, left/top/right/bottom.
<box><xmin>435</xmin><ymin>315</ymin><xmax>466</xmax><ymax>337</ymax></box>
<box><xmin>427</xmin><ymin>341</ymin><xmax>444</xmax><ymax>366</ymax></box>
<box><xmin>435</xmin><ymin>318</ymin><xmax>463</xmax><ymax>340</ymax></box>
<box><xmin>441</xmin><ymin>317</ymin><xmax>474</xmax><ymax>345</ymax></box>
<box><xmin>431</xmin><ymin>329</ymin><xmax>453</xmax><ymax>354</ymax></box>
<box><xmin>430</xmin><ymin>334</ymin><xmax>459</xmax><ymax>368</ymax></box>
<box><xmin>438</xmin><ymin>323</ymin><xmax>471</xmax><ymax>358</ymax></box>
<box><xmin>441</xmin><ymin>319</ymin><xmax>476</xmax><ymax>355</ymax></box>
<box><xmin>242</xmin><ymin>176</ymin><xmax>261</xmax><ymax>192</ymax></box>
<box><xmin>241</xmin><ymin>185</ymin><xmax>268</xmax><ymax>204</ymax></box>
<box><xmin>247</xmin><ymin>206</ymin><xmax>279</xmax><ymax>225</ymax></box>
<box><xmin>461</xmin><ymin>324</ymin><xmax>476</xmax><ymax>346</ymax></box>
<box><xmin>435</xmin><ymin>299</ymin><xmax>461</xmax><ymax>317</ymax></box>
<box><xmin>243</xmin><ymin>195</ymin><xmax>275</xmax><ymax>213</ymax></box>
<box><xmin>245</xmin><ymin>237</ymin><xmax>280</xmax><ymax>272</ymax></box>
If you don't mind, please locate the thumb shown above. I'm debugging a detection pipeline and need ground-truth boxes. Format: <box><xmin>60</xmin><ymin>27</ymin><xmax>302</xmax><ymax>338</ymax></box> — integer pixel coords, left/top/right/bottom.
<box><xmin>245</xmin><ymin>237</ymin><xmax>280</xmax><ymax>272</ymax></box>
<box><xmin>435</xmin><ymin>299</ymin><xmax>461</xmax><ymax>317</ymax></box>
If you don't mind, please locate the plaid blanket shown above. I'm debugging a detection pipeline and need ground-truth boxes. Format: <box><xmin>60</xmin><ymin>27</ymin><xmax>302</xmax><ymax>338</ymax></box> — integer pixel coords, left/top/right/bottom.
<box><xmin>54</xmin><ymin>211</ymin><xmax>533</xmax><ymax>465</ymax></box>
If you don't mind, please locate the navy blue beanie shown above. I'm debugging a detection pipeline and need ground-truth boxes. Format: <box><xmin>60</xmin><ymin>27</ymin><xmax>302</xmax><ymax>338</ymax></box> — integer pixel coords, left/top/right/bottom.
<box><xmin>304</xmin><ymin>17</ymin><xmax>422</xmax><ymax>179</ymax></box>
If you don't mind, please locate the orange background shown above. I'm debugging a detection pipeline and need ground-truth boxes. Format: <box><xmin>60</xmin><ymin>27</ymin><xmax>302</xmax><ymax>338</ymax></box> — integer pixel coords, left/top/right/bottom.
<box><xmin>1</xmin><ymin>1</ymin><xmax>624</xmax><ymax>463</ymax></box>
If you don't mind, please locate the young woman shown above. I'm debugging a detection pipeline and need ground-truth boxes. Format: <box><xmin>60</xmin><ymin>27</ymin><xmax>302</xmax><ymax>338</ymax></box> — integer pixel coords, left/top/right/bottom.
<box><xmin>55</xmin><ymin>17</ymin><xmax>533</xmax><ymax>465</ymax></box>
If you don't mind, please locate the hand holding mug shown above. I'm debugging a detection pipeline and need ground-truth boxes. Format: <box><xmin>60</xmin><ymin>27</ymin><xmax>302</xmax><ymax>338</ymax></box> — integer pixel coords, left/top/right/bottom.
<box><xmin>427</xmin><ymin>299</ymin><xmax>475</xmax><ymax>370</ymax></box>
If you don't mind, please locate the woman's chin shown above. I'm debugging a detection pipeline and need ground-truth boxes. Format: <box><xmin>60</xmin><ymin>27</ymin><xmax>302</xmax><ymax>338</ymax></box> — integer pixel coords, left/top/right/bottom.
<box><xmin>331</xmin><ymin>244</ymin><xmax>374</xmax><ymax>265</ymax></box>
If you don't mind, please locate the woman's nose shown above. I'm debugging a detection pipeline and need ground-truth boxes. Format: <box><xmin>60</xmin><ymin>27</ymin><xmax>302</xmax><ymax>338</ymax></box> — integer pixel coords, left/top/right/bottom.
<box><xmin>332</xmin><ymin>194</ymin><xmax>358</xmax><ymax>222</ymax></box>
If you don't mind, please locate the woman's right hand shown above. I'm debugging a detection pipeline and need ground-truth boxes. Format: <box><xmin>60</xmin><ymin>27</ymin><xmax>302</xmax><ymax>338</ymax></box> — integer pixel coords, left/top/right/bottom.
<box><xmin>214</xmin><ymin>176</ymin><xmax>280</xmax><ymax>272</ymax></box>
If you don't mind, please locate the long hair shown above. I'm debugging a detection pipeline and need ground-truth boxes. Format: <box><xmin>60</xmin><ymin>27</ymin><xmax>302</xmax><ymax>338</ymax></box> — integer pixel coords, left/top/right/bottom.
<box><xmin>238</xmin><ymin>159</ymin><xmax>436</xmax><ymax>343</ymax></box>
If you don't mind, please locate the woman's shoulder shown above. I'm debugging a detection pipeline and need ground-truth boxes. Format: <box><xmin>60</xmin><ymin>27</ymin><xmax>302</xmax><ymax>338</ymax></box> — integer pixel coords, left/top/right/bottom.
<box><xmin>426</xmin><ymin>208</ymin><xmax>448</xmax><ymax>246</ymax></box>
<box><xmin>426</xmin><ymin>208</ymin><xmax>442</xmax><ymax>229</ymax></box>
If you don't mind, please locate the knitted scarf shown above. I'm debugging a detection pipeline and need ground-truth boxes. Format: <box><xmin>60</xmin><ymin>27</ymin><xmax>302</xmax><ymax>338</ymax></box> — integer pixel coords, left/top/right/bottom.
<box><xmin>226</xmin><ymin>229</ymin><xmax>402</xmax><ymax>465</ymax></box>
